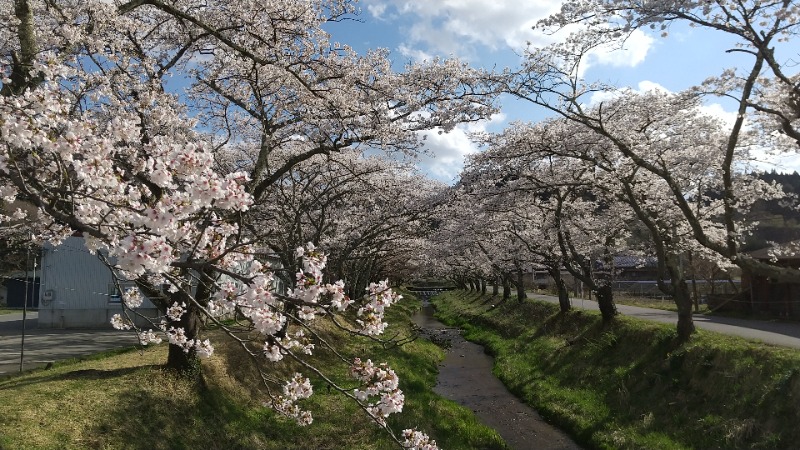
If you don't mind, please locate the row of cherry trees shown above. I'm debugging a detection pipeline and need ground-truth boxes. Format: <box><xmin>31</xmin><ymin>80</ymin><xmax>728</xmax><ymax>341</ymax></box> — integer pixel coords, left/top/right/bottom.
<box><xmin>430</xmin><ymin>0</ymin><xmax>799</xmax><ymax>342</ymax></box>
<box><xmin>0</xmin><ymin>0</ymin><xmax>497</xmax><ymax>447</ymax></box>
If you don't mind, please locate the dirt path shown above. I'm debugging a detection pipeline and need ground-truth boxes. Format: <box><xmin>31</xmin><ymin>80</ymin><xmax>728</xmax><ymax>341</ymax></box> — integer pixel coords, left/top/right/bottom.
<box><xmin>412</xmin><ymin>299</ymin><xmax>582</xmax><ymax>450</ymax></box>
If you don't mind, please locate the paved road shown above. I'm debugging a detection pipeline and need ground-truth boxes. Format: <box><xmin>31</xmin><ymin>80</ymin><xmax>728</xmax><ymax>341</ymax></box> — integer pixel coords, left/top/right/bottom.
<box><xmin>0</xmin><ymin>312</ymin><xmax>139</xmax><ymax>376</ymax></box>
<box><xmin>533</xmin><ymin>294</ymin><xmax>800</xmax><ymax>349</ymax></box>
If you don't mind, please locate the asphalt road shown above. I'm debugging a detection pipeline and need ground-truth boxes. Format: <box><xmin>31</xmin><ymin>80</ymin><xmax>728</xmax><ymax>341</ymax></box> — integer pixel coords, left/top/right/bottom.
<box><xmin>0</xmin><ymin>312</ymin><xmax>139</xmax><ymax>376</ymax></box>
<box><xmin>533</xmin><ymin>294</ymin><xmax>800</xmax><ymax>349</ymax></box>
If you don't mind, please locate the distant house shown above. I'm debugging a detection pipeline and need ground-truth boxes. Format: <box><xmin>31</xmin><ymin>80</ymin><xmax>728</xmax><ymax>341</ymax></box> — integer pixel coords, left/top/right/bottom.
<box><xmin>37</xmin><ymin>236</ymin><xmax>158</xmax><ymax>328</ymax></box>
<box><xmin>523</xmin><ymin>256</ymin><xmax>660</xmax><ymax>294</ymax></box>
<box><xmin>741</xmin><ymin>242</ymin><xmax>800</xmax><ymax>317</ymax></box>
<box><xmin>598</xmin><ymin>256</ymin><xmax>660</xmax><ymax>281</ymax></box>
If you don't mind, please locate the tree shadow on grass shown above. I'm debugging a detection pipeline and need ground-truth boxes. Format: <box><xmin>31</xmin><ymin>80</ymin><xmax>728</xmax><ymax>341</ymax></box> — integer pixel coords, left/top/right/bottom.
<box><xmin>82</xmin><ymin>371</ymin><xmax>306</xmax><ymax>450</ymax></box>
<box><xmin>0</xmin><ymin>365</ymin><xmax>159</xmax><ymax>391</ymax></box>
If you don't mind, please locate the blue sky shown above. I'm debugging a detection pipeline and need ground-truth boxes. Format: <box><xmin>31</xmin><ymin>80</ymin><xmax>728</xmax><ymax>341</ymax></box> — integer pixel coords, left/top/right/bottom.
<box><xmin>326</xmin><ymin>0</ymin><xmax>800</xmax><ymax>183</ymax></box>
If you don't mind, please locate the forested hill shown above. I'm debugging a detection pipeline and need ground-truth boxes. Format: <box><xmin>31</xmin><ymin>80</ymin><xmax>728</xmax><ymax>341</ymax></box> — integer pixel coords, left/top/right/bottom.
<box><xmin>744</xmin><ymin>171</ymin><xmax>800</xmax><ymax>251</ymax></box>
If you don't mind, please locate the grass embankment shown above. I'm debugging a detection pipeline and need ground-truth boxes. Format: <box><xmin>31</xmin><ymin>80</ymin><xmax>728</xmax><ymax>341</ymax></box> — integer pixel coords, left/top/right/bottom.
<box><xmin>434</xmin><ymin>290</ymin><xmax>800</xmax><ymax>450</ymax></box>
<box><xmin>0</xmin><ymin>292</ymin><xmax>505</xmax><ymax>450</ymax></box>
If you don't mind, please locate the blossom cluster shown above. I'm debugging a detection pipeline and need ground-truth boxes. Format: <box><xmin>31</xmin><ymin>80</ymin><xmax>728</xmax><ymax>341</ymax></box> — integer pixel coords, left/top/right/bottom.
<box><xmin>163</xmin><ymin>327</ymin><xmax>215</xmax><ymax>358</ymax></box>
<box><xmin>357</xmin><ymin>280</ymin><xmax>403</xmax><ymax>335</ymax></box>
<box><xmin>263</xmin><ymin>330</ymin><xmax>315</xmax><ymax>362</ymax></box>
<box><xmin>349</xmin><ymin>358</ymin><xmax>405</xmax><ymax>423</ymax></box>
<box><xmin>122</xmin><ymin>288</ymin><xmax>144</xmax><ymax>308</ymax></box>
<box><xmin>401</xmin><ymin>429</ymin><xmax>439</xmax><ymax>450</ymax></box>
<box><xmin>270</xmin><ymin>373</ymin><xmax>314</xmax><ymax>426</ymax></box>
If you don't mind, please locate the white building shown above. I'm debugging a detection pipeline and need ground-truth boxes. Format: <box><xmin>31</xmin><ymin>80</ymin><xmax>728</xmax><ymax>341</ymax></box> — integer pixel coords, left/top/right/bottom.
<box><xmin>37</xmin><ymin>236</ymin><xmax>158</xmax><ymax>328</ymax></box>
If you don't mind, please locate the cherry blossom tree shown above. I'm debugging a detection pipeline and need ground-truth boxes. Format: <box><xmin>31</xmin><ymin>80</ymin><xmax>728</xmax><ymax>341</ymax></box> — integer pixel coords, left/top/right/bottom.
<box><xmin>249</xmin><ymin>149</ymin><xmax>443</xmax><ymax>298</ymax></box>
<box><xmin>495</xmin><ymin>71</ymin><xmax>782</xmax><ymax>337</ymax></box>
<box><xmin>493</xmin><ymin>0</ymin><xmax>799</xmax><ymax>338</ymax></box>
<box><xmin>461</xmin><ymin>128</ymin><xmax>636</xmax><ymax>319</ymax></box>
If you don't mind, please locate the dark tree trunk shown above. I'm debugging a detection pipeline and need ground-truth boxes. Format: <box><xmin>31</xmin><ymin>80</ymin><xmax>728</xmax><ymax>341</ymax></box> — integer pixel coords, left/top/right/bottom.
<box><xmin>502</xmin><ymin>274</ymin><xmax>511</xmax><ymax>300</ymax></box>
<box><xmin>480</xmin><ymin>278</ymin><xmax>487</xmax><ymax>295</ymax></box>
<box><xmin>134</xmin><ymin>279</ymin><xmax>201</xmax><ymax>377</ymax></box>
<box><xmin>673</xmin><ymin>276</ymin><xmax>695</xmax><ymax>342</ymax></box>
<box><xmin>515</xmin><ymin>267</ymin><xmax>527</xmax><ymax>303</ymax></box>
<box><xmin>595</xmin><ymin>284</ymin><xmax>617</xmax><ymax>322</ymax></box>
<box><xmin>665</xmin><ymin>254</ymin><xmax>695</xmax><ymax>341</ymax></box>
<box><xmin>688</xmin><ymin>252</ymin><xmax>700</xmax><ymax>313</ymax></box>
<box><xmin>550</xmin><ymin>267</ymin><xmax>571</xmax><ymax>313</ymax></box>
<box><xmin>164</xmin><ymin>293</ymin><xmax>202</xmax><ymax>377</ymax></box>
<box><xmin>492</xmin><ymin>275</ymin><xmax>499</xmax><ymax>296</ymax></box>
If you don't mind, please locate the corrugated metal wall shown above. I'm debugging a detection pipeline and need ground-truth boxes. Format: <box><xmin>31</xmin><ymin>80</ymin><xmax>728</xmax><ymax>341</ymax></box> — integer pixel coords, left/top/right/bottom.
<box><xmin>38</xmin><ymin>236</ymin><xmax>157</xmax><ymax>328</ymax></box>
<box><xmin>40</xmin><ymin>237</ymin><xmax>113</xmax><ymax>310</ymax></box>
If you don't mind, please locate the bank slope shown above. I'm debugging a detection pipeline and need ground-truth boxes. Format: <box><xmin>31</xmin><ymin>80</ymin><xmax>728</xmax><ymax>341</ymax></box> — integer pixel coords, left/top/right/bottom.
<box><xmin>433</xmin><ymin>290</ymin><xmax>800</xmax><ymax>450</ymax></box>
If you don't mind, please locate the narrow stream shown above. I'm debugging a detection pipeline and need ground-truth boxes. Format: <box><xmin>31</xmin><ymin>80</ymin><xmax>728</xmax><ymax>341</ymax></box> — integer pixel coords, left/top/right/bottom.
<box><xmin>411</xmin><ymin>294</ymin><xmax>583</xmax><ymax>450</ymax></box>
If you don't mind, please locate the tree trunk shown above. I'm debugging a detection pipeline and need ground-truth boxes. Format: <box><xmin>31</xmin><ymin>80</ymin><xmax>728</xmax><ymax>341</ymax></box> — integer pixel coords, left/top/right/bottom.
<box><xmin>514</xmin><ymin>269</ymin><xmax>528</xmax><ymax>303</ymax></box>
<box><xmin>595</xmin><ymin>284</ymin><xmax>617</xmax><ymax>322</ymax></box>
<box><xmin>688</xmin><ymin>252</ymin><xmax>700</xmax><ymax>313</ymax></box>
<box><xmin>480</xmin><ymin>278</ymin><xmax>487</xmax><ymax>295</ymax></box>
<box><xmin>502</xmin><ymin>274</ymin><xmax>511</xmax><ymax>300</ymax></box>
<box><xmin>515</xmin><ymin>267</ymin><xmax>527</xmax><ymax>303</ymax></box>
<box><xmin>666</xmin><ymin>254</ymin><xmax>695</xmax><ymax>342</ymax></box>
<box><xmin>164</xmin><ymin>293</ymin><xmax>202</xmax><ymax>377</ymax></box>
<box><xmin>673</xmin><ymin>277</ymin><xmax>696</xmax><ymax>342</ymax></box>
<box><xmin>492</xmin><ymin>275</ymin><xmax>499</xmax><ymax>296</ymax></box>
<box><xmin>550</xmin><ymin>268</ymin><xmax>571</xmax><ymax>313</ymax></box>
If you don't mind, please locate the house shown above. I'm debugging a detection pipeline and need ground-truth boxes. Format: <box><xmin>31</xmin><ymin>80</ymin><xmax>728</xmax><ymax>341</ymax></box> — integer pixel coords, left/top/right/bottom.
<box><xmin>522</xmin><ymin>256</ymin><xmax>660</xmax><ymax>296</ymax></box>
<box><xmin>598</xmin><ymin>255</ymin><xmax>660</xmax><ymax>281</ymax></box>
<box><xmin>740</xmin><ymin>242</ymin><xmax>800</xmax><ymax>317</ymax></box>
<box><xmin>37</xmin><ymin>236</ymin><xmax>159</xmax><ymax>328</ymax></box>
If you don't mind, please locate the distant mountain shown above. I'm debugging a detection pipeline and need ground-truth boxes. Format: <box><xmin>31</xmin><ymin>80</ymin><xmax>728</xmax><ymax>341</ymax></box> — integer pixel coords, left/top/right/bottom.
<box><xmin>743</xmin><ymin>171</ymin><xmax>800</xmax><ymax>251</ymax></box>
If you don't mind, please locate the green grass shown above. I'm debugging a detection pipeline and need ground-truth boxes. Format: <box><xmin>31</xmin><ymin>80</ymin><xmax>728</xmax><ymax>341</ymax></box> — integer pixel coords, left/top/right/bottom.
<box><xmin>433</xmin><ymin>290</ymin><xmax>800</xmax><ymax>450</ymax></box>
<box><xmin>0</xmin><ymin>292</ymin><xmax>505</xmax><ymax>450</ymax></box>
<box><xmin>612</xmin><ymin>296</ymin><xmax>708</xmax><ymax>313</ymax></box>
<box><xmin>0</xmin><ymin>308</ymin><xmax>19</xmax><ymax>315</ymax></box>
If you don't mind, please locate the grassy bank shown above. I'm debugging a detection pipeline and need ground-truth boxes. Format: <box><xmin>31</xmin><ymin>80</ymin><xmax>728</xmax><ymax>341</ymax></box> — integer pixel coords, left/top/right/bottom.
<box><xmin>0</xmin><ymin>293</ymin><xmax>505</xmax><ymax>450</ymax></box>
<box><xmin>433</xmin><ymin>290</ymin><xmax>800</xmax><ymax>450</ymax></box>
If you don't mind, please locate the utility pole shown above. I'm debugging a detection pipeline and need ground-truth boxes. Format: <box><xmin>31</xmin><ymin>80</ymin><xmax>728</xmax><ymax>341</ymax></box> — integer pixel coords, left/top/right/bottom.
<box><xmin>19</xmin><ymin>245</ymin><xmax>30</xmax><ymax>372</ymax></box>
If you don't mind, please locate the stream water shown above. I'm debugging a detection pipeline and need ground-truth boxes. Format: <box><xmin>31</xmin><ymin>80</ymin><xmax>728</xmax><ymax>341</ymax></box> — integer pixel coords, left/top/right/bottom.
<box><xmin>411</xmin><ymin>294</ymin><xmax>583</xmax><ymax>450</ymax></box>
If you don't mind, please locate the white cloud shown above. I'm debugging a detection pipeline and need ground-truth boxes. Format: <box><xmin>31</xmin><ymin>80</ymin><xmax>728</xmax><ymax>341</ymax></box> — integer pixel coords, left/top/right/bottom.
<box><xmin>362</xmin><ymin>0</ymin><xmax>656</xmax><ymax>76</ymax></box>
<box><xmin>750</xmin><ymin>152</ymin><xmax>800</xmax><ymax>174</ymax></box>
<box><xmin>398</xmin><ymin>44</ymin><xmax>434</xmax><ymax>62</ymax></box>
<box><xmin>586</xmin><ymin>29</ymin><xmax>654</xmax><ymax>70</ymax></box>
<box><xmin>698</xmin><ymin>102</ymin><xmax>737</xmax><ymax>129</ymax></box>
<box><xmin>416</xmin><ymin>113</ymin><xmax>507</xmax><ymax>183</ymax></box>
<box><xmin>366</xmin><ymin>3</ymin><xmax>388</xmax><ymax>19</ymax></box>
<box><xmin>362</xmin><ymin>0</ymin><xmax>563</xmax><ymax>61</ymax></box>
